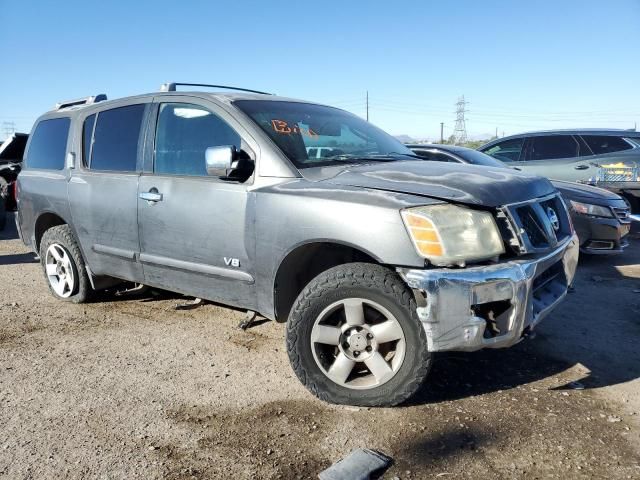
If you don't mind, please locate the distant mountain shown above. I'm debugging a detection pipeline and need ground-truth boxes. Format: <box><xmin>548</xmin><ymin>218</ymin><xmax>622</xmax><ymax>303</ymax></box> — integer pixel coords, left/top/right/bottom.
<box><xmin>468</xmin><ymin>133</ymin><xmax>495</xmax><ymax>141</ymax></box>
<box><xmin>394</xmin><ymin>134</ymin><xmax>417</xmax><ymax>143</ymax></box>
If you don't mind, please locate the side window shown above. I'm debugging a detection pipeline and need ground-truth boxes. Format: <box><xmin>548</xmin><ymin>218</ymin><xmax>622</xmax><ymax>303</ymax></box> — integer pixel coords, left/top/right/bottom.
<box><xmin>581</xmin><ymin>135</ymin><xmax>633</xmax><ymax>155</ymax></box>
<box><xmin>25</xmin><ymin>118</ymin><xmax>70</xmax><ymax>170</ymax></box>
<box><xmin>482</xmin><ymin>138</ymin><xmax>524</xmax><ymax>162</ymax></box>
<box><xmin>529</xmin><ymin>135</ymin><xmax>579</xmax><ymax>161</ymax></box>
<box><xmin>154</xmin><ymin>103</ymin><xmax>241</xmax><ymax>176</ymax></box>
<box><xmin>90</xmin><ymin>104</ymin><xmax>145</xmax><ymax>171</ymax></box>
<box><xmin>82</xmin><ymin>114</ymin><xmax>96</xmax><ymax>167</ymax></box>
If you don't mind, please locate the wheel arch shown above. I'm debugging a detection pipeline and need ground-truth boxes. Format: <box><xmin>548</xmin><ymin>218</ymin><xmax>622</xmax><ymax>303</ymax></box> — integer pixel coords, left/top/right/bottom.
<box><xmin>34</xmin><ymin>211</ymin><xmax>69</xmax><ymax>253</ymax></box>
<box><xmin>273</xmin><ymin>240</ymin><xmax>381</xmax><ymax>323</ymax></box>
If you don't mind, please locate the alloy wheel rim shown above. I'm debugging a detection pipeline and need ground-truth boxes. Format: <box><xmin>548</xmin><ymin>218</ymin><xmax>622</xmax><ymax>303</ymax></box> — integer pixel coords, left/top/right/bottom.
<box><xmin>45</xmin><ymin>244</ymin><xmax>75</xmax><ymax>298</ymax></box>
<box><xmin>310</xmin><ymin>298</ymin><xmax>406</xmax><ymax>390</ymax></box>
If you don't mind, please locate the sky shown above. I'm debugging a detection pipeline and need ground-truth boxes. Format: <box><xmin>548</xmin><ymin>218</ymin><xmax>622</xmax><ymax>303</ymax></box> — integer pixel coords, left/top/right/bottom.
<box><xmin>1</xmin><ymin>0</ymin><xmax>639</xmax><ymax>140</ymax></box>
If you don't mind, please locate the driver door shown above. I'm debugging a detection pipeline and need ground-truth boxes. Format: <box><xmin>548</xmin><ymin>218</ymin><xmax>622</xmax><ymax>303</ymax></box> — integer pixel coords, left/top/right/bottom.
<box><xmin>137</xmin><ymin>97</ymin><xmax>258</xmax><ymax>309</ymax></box>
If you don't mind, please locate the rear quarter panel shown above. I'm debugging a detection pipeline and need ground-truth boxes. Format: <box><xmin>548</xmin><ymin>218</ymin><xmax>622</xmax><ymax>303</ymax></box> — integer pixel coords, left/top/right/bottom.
<box><xmin>17</xmin><ymin>168</ymin><xmax>73</xmax><ymax>253</ymax></box>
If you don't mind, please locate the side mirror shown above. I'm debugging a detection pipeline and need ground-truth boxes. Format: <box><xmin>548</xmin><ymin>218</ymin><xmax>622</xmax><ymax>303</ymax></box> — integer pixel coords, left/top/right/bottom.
<box><xmin>205</xmin><ymin>145</ymin><xmax>236</xmax><ymax>177</ymax></box>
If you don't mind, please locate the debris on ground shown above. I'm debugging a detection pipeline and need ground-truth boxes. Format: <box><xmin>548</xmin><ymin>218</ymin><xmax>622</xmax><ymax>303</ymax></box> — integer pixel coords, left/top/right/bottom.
<box><xmin>238</xmin><ymin>310</ymin><xmax>258</xmax><ymax>330</ymax></box>
<box><xmin>115</xmin><ymin>284</ymin><xmax>151</xmax><ymax>298</ymax></box>
<box><xmin>175</xmin><ymin>297</ymin><xmax>207</xmax><ymax>310</ymax></box>
<box><xmin>318</xmin><ymin>448</ymin><xmax>392</xmax><ymax>480</ymax></box>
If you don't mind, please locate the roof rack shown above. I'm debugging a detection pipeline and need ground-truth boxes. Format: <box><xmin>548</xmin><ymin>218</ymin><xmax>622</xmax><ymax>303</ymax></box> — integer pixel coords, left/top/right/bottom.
<box><xmin>159</xmin><ymin>82</ymin><xmax>272</xmax><ymax>95</ymax></box>
<box><xmin>55</xmin><ymin>94</ymin><xmax>108</xmax><ymax>110</ymax></box>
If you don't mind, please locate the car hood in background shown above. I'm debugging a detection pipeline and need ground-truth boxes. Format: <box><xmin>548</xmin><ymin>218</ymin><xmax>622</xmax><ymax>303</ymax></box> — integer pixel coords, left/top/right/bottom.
<box><xmin>310</xmin><ymin>160</ymin><xmax>556</xmax><ymax>208</ymax></box>
<box><xmin>551</xmin><ymin>180</ymin><xmax>624</xmax><ymax>204</ymax></box>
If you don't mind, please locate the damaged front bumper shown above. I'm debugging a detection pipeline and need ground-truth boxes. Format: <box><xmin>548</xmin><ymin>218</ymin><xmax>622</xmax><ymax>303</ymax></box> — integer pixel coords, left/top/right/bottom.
<box><xmin>398</xmin><ymin>233</ymin><xmax>579</xmax><ymax>352</ymax></box>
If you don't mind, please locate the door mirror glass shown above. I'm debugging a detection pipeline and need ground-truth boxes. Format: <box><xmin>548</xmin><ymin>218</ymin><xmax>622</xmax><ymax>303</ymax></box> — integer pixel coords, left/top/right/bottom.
<box><xmin>206</xmin><ymin>145</ymin><xmax>236</xmax><ymax>176</ymax></box>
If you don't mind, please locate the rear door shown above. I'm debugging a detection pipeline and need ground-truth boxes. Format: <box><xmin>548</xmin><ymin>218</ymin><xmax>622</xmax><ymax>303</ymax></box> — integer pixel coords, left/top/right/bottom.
<box><xmin>68</xmin><ymin>101</ymin><xmax>151</xmax><ymax>282</ymax></box>
<box><xmin>137</xmin><ymin>96</ymin><xmax>258</xmax><ymax>309</ymax></box>
<box><xmin>520</xmin><ymin>135</ymin><xmax>593</xmax><ymax>181</ymax></box>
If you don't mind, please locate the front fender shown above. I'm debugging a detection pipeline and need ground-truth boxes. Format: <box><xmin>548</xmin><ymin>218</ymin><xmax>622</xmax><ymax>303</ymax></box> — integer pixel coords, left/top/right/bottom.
<box><xmin>252</xmin><ymin>180</ymin><xmax>436</xmax><ymax>317</ymax></box>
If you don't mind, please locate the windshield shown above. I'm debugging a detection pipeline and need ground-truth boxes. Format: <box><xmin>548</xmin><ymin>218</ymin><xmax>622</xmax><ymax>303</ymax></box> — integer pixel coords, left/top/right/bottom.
<box><xmin>455</xmin><ymin>149</ymin><xmax>508</xmax><ymax>168</ymax></box>
<box><xmin>234</xmin><ymin>100</ymin><xmax>416</xmax><ymax>168</ymax></box>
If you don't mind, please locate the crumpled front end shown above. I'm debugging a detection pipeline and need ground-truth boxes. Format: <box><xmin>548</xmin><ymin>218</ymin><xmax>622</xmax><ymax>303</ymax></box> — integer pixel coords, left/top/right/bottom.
<box><xmin>399</xmin><ymin>234</ymin><xmax>579</xmax><ymax>352</ymax></box>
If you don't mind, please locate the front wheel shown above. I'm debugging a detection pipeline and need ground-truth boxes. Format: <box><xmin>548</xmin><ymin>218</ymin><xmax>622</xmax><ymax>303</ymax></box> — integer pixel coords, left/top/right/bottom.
<box><xmin>286</xmin><ymin>263</ymin><xmax>432</xmax><ymax>407</ymax></box>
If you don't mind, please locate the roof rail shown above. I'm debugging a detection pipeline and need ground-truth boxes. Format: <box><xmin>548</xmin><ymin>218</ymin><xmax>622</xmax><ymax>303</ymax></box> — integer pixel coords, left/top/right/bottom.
<box><xmin>159</xmin><ymin>82</ymin><xmax>272</xmax><ymax>95</ymax></box>
<box><xmin>55</xmin><ymin>94</ymin><xmax>108</xmax><ymax>110</ymax></box>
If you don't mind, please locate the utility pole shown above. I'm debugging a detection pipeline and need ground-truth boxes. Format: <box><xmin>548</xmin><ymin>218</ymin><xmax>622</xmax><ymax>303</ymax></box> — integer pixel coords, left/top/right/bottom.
<box><xmin>495</xmin><ymin>127</ymin><xmax>498</xmax><ymax>139</ymax></box>
<box><xmin>452</xmin><ymin>95</ymin><xmax>469</xmax><ymax>145</ymax></box>
<box><xmin>440</xmin><ymin>122</ymin><xmax>444</xmax><ymax>143</ymax></box>
<box><xmin>366</xmin><ymin>91</ymin><xmax>369</xmax><ymax>122</ymax></box>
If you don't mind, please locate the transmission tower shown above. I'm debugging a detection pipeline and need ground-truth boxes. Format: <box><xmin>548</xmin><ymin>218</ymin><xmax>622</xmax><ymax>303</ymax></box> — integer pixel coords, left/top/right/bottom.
<box><xmin>2</xmin><ymin>121</ymin><xmax>16</xmax><ymax>139</ymax></box>
<box><xmin>452</xmin><ymin>96</ymin><xmax>469</xmax><ymax>145</ymax></box>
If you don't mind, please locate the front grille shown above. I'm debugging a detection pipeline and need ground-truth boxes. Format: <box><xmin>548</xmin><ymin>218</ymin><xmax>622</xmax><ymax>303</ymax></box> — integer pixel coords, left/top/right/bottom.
<box><xmin>516</xmin><ymin>206</ymin><xmax>549</xmax><ymax>248</ymax></box>
<box><xmin>612</xmin><ymin>206</ymin><xmax>631</xmax><ymax>223</ymax></box>
<box><xmin>500</xmin><ymin>194</ymin><xmax>572</xmax><ymax>255</ymax></box>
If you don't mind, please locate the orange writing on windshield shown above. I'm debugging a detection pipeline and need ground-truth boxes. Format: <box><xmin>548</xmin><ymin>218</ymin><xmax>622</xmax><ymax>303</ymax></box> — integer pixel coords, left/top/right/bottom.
<box><xmin>271</xmin><ymin>119</ymin><xmax>318</xmax><ymax>138</ymax></box>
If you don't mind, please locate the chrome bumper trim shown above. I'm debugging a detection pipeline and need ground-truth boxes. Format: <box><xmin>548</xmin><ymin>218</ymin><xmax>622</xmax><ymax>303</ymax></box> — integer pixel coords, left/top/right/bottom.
<box><xmin>398</xmin><ymin>234</ymin><xmax>579</xmax><ymax>352</ymax></box>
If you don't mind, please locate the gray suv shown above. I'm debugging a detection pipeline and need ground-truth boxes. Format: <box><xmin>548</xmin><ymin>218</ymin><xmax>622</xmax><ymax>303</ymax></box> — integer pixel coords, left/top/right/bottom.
<box><xmin>16</xmin><ymin>83</ymin><xmax>579</xmax><ymax>406</ymax></box>
<box><xmin>479</xmin><ymin>130</ymin><xmax>640</xmax><ymax>211</ymax></box>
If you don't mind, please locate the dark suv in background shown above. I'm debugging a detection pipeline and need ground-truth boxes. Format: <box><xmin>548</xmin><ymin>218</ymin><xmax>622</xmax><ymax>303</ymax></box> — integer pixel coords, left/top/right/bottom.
<box><xmin>479</xmin><ymin>130</ymin><xmax>640</xmax><ymax>211</ymax></box>
<box><xmin>0</xmin><ymin>133</ymin><xmax>27</xmax><ymax>209</ymax></box>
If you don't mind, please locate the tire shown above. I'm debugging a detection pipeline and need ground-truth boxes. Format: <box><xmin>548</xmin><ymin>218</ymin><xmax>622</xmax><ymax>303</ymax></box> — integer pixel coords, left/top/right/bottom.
<box><xmin>286</xmin><ymin>262</ymin><xmax>432</xmax><ymax>407</ymax></box>
<box><xmin>39</xmin><ymin>225</ymin><xmax>92</xmax><ymax>303</ymax></box>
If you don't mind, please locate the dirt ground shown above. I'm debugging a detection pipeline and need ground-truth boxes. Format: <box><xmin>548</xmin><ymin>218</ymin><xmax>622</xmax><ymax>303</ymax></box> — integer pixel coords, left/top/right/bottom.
<box><xmin>1</xmin><ymin>213</ymin><xmax>639</xmax><ymax>479</ymax></box>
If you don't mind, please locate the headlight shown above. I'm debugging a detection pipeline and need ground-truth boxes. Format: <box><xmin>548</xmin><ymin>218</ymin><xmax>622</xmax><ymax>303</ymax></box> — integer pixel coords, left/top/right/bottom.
<box><xmin>401</xmin><ymin>204</ymin><xmax>505</xmax><ymax>266</ymax></box>
<box><xmin>569</xmin><ymin>200</ymin><xmax>614</xmax><ymax>218</ymax></box>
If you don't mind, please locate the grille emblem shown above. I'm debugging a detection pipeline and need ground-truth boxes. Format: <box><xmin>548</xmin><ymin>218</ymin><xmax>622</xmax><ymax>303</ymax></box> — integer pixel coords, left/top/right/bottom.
<box><xmin>546</xmin><ymin>207</ymin><xmax>560</xmax><ymax>232</ymax></box>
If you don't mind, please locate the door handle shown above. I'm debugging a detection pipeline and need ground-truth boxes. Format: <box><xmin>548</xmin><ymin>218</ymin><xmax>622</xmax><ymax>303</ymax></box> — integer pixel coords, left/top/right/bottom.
<box><xmin>139</xmin><ymin>189</ymin><xmax>163</xmax><ymax>202</ymax></box>
<box><xmin>574</xmin><ymin>164</ymin><xmax>589</xmax><ymax>170</ymax></box>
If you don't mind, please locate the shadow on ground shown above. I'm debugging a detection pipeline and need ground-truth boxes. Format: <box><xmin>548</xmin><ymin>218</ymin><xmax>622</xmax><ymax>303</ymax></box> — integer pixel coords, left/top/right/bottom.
<box><xmin>0</xmin><ymin>252</ymin><xmax>37</xmax><ymax>265</ymax></box>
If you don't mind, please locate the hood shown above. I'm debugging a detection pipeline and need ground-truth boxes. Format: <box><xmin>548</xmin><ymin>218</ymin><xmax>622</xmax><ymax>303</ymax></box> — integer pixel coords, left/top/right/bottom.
<box><xmin>316</xmin><ymin>160</ymin><xmax>556</xmax><ymax>208</ymax></box>
<box><xmin>551</xmin><ymin>180</ymin><xmax>622</xmax><ymax>203</ymax></box>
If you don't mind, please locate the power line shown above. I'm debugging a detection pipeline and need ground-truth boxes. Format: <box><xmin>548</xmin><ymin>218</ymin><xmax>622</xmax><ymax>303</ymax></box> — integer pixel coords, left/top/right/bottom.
<box><xmin>452</xmin><ymin>96</ymin><xmax>469</xmax><ymax>145</ymax></box>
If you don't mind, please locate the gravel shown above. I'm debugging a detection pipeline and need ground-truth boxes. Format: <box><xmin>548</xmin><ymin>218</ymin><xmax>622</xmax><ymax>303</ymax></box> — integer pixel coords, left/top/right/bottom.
<box><xmin>1</xmin><ymin>215</ymin><xmax>639</xmax><ymax>479</ymax></box>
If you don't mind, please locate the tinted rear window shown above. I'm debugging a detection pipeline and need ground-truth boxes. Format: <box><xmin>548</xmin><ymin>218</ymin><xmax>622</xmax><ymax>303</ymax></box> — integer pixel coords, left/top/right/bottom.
<box><xmin>581</xmin><ymin>135</ymin><xmax>633</xmax><ymax>155</ymax></box>
<box><xmin>26</xmin><ymin>118</ymin><xmax>70</xmax><ymax>170</ymax></box>
<box><xmin>90</xmin><ymin>104</ymin><xmax>145</xmax><ymax>171</ymax></box>
<box><xmin>529</xmin><ymin>135</ymin><xmax>579</xmax><ymax>160</ymax></box>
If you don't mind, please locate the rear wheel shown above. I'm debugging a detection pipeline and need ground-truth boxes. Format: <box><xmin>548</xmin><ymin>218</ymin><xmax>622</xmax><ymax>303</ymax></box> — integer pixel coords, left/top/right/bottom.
<box><xmin>39</xmin><ymin>225</ymin><xmax>91</xmax><ymax>303</ymax></box>
<box><xmin>286</xmin><ymin>263</ymin><xmax>431</xmax><ymax>407</ymax></box>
